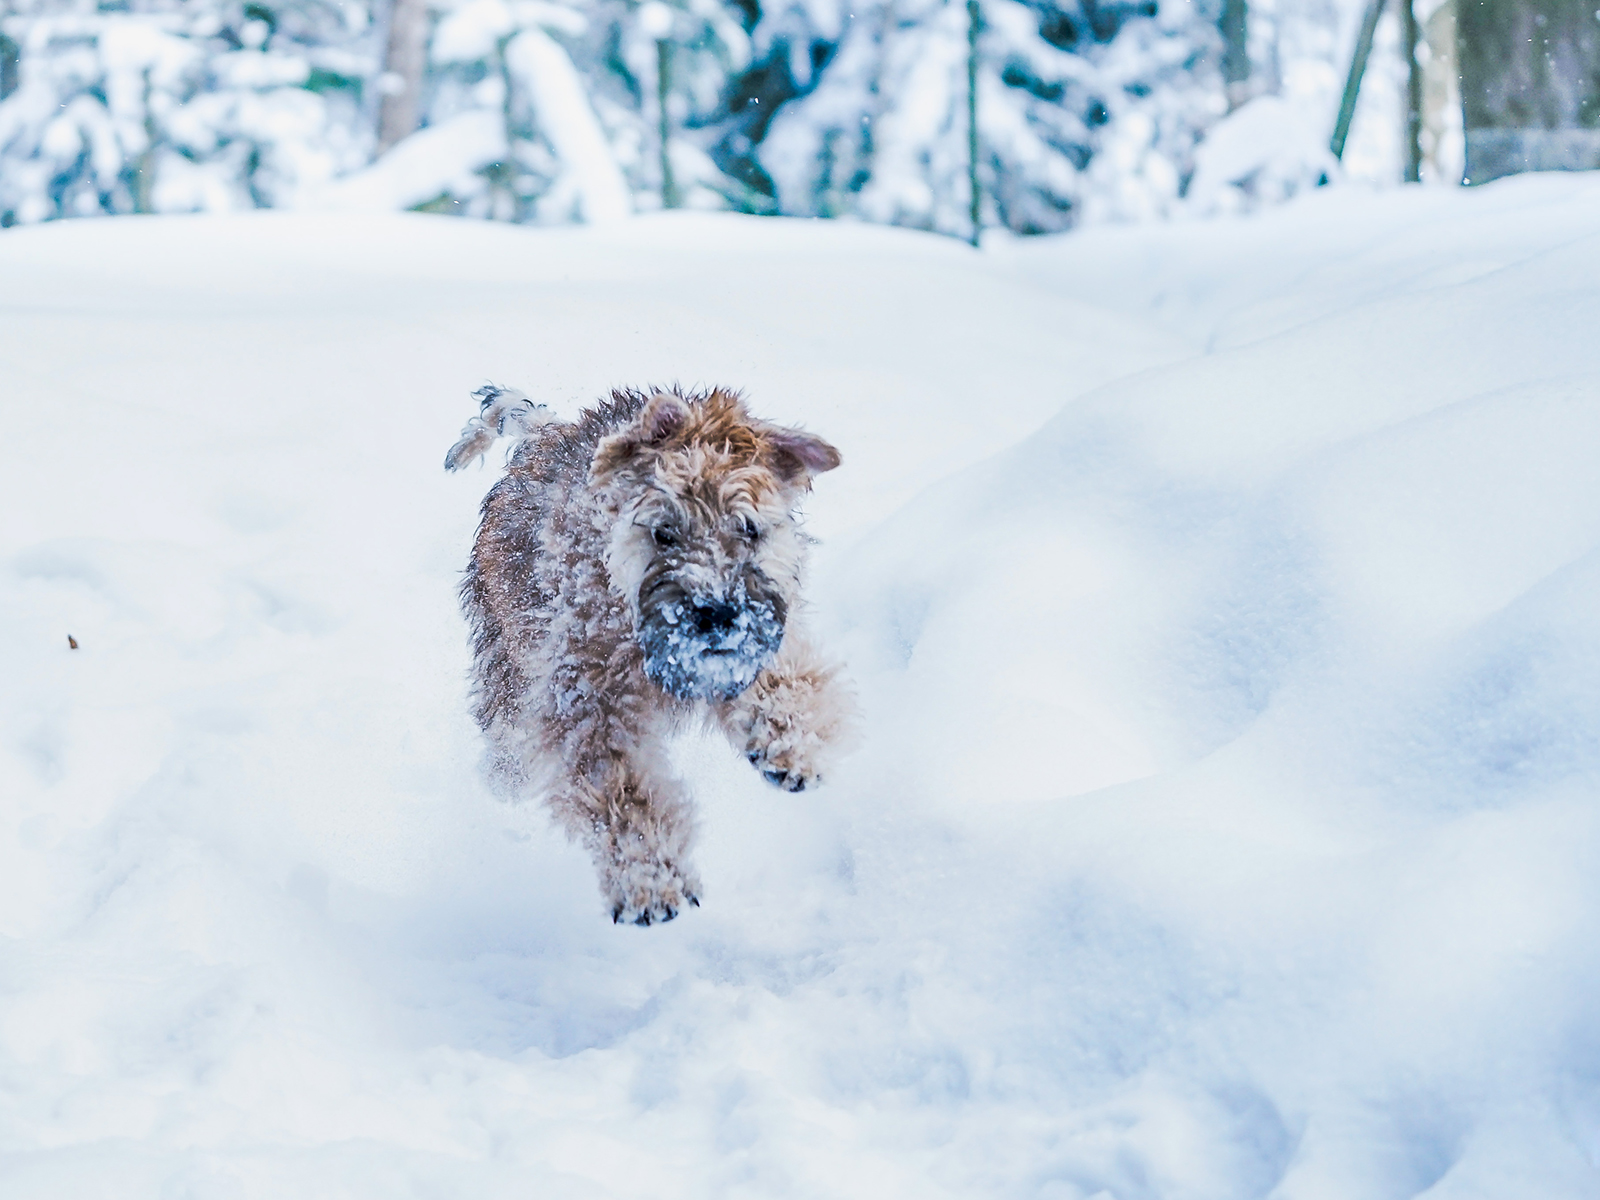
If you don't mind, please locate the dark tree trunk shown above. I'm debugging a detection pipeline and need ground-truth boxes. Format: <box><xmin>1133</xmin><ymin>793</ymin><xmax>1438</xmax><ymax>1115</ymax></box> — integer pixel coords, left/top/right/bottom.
<box><xmin>658</xmin><ymin>39</ymin><xmax>678</xmax><ymax>210</ymax></box>
<box><xmin>1221</xmin><ymin>0</ymin><xmax>1249</xmax><ymax>111</ymax></box>
<box><xmin>967</xmin><ymin>0</ymin><xmax>980</xmax><ymax>246</ymax></box>
<box><xmin>132</xmin><ymin>69</ymin><xmax>157</xmax><ymax>213</ymax></box>
<box><xmin>1402</xmin><ymin>0</ymin><xmax>1422</xmax><ymax>181</ymax></box>
<box><xmin>0</xmin><ymin>32</ymin><xmax>19</xmax><ymax>103</ymax></box>
<box><xmin>377</xmin><ymin>0</ymin><xmax>429</xmax><ymax>156</ymax></box>
<box><xmin>1458</xmin><ymin>0</ymin><xmax>1600</xmax><ymax>184</ymax></box>
<box><xmin>1331</xmin><ymin>0</ymin><xmax>1385</xmax><ymax>161</ymax></box>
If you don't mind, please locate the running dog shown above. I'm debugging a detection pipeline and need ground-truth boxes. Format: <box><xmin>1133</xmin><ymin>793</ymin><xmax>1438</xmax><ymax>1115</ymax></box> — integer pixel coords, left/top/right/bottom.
<box><xmin>446</xmin><ymin>385</ymin><xmax>855</xmax><ymax>925</ymax></box>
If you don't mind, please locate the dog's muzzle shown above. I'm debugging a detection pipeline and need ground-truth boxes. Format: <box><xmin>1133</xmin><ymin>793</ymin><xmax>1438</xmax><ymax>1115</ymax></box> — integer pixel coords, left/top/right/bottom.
<box><xmin>637</xmin><ymin>578</ymin><xmax>786</xmax><ymax>701</ymax></box>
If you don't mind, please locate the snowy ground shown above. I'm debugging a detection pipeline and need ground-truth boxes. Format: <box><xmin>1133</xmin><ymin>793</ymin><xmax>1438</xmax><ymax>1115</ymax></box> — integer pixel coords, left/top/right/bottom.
<box><xmin>3</xmin><ymin>177</ymin><xmax>1600</xmax><ymax>1198</ymax></box>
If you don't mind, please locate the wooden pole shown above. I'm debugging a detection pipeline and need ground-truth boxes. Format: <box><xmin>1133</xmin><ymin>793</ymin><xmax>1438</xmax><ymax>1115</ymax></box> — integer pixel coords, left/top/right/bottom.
<box><xmin>966</xmin><ymin>0</ymin><xmax>980</xmax><ymax>247</ymax></box>
<box><xmin>1331</xmin><ymin>0</ymin><xmax>1386</xmax><ymax>160</ymax></box>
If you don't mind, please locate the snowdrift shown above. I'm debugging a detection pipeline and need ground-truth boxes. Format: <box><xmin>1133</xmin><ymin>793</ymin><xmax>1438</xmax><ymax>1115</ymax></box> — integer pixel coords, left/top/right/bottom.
<box><xmin>3</xmin><ymin>177</ymin><xmax>1599</xmax><ymax>1197</ymax></box>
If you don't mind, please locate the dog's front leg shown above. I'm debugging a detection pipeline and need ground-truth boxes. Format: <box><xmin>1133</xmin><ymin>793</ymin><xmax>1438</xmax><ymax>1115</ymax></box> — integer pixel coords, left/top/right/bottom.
<box><xmin>716</xmin><ymin>634</ymin><xmax>856</xmax><ymax>793</ymax></box>
<box><xmin>553</xmin><ymin>754</ymin><xmax>702</xmax><ymax>925</ymax></box>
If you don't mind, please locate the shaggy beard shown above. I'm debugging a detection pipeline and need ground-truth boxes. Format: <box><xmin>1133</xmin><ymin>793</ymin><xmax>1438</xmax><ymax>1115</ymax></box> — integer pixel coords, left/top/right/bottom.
<box><xmin>637</xmin><ymin>579</ymin><xmax>786</xmax><ymax>701</ymax></box>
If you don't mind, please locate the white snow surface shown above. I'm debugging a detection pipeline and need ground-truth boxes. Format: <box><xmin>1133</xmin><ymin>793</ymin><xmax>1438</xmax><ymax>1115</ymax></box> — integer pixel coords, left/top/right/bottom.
<box><xmin>4</xmin><ymin>177</ymin><xmax>1600</xmax><ymax>1197</ymax></box>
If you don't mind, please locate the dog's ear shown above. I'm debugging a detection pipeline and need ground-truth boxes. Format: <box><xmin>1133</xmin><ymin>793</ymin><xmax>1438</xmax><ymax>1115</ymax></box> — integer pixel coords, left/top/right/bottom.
<box><xmin>765</xmin><ymin>426</ymin><xmax>841</xmax><ymax>484</ymax></box>
<box><xmin>592</xmin><ymin>391</ymin><xmax>690</xmax><ymax>481</ymax></box>
<box><xmin>640</xmin><ymin>391</ymin><xmax>688</xmax><ymax>441</ymax></box>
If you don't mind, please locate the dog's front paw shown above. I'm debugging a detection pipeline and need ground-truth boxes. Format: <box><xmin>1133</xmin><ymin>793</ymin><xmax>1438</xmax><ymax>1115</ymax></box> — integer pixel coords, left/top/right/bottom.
<box><xmin>612</xmin><ymin>891</ymin><xmax>699</xmax><ymax>926</ymax></box>
<box><xmin>727</xmin><ymin>657</ymin><xmax>855</xmax><ymax>794</ymax></box>
<box><xmin>744</xmin><ymin>727</ymin><xmax>825</xmax><ymax>793</ymax></box>
<box><xmin>605</xmin><ymin>858</ymin><xmax>702</xmax><ymax>927</ymax></box>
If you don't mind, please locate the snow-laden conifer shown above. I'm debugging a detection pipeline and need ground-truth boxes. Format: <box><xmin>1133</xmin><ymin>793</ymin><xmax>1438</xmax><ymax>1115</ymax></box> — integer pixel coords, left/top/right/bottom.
<box><xmin>398</xmin><ymin>0</ymin><xmax>754</xmax><ymax>221</ymax></box>
<box><xmin>0</xmin><ymin>0</ymin><xmax>374</xmax><ymax>225</ymax></box>
<box><xmin>750</xmin><ymin>0</ymin><xmax>1222</xmax><ymax>236</ymax></box>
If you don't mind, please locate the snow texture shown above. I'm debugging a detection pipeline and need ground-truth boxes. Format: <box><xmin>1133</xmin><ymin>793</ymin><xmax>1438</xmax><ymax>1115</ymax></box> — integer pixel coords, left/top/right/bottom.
<box><xmin>4</xmin><ymin>176</ymin><xmax>1600</xmax><ymax>1196</ymax></box>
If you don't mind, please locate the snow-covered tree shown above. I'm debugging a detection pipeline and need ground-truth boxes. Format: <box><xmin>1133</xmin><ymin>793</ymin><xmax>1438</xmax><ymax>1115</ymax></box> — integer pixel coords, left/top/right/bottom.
<box><xmin>353</xmin><ymin>0</ymin><xmax>757</xmax><ymax>221</ymax></box>
<box><xmin>1184</xmin><ymin>0</ymin><xmax>1416</xmax><ymax>215</ymax></box>
<box><xmin>0</xmin><ymin>0</ymin><xmax>1416</xmax><ymax>234</ymax></box>
<box><xmin>0</xmin><ymin>0</ymin><xmax>377</xmax><ymax>226</ymax></box>
<box><xmin>741</xmin><ymin>0</ymin><xmax>1223</xmax><ymax>236</ymax></box>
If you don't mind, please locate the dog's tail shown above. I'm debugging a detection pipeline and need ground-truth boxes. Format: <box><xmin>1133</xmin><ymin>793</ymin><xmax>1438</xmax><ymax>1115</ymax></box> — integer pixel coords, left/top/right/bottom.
<box><xmin>444</xmin><ymin>384</ymin><xmax>559</xmax><ymax>472</ymax></box>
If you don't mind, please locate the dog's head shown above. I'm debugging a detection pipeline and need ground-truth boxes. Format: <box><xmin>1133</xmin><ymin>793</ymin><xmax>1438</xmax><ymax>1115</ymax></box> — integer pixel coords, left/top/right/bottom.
<box><xmin>590</xmin><ymin>388</ymin><xmax>840</xmax><ymax>702</ymax></box>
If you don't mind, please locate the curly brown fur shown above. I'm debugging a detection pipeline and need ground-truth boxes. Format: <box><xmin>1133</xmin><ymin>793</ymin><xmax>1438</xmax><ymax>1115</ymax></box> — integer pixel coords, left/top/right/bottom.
<box><xmin>449</xmin><ymin>385</ymin><xmax>856</xmax><ymax>925</ymax></box>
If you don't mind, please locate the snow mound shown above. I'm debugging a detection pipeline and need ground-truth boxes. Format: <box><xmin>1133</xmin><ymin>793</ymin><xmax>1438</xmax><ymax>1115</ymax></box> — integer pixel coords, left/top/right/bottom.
<box><xmin>3</xmin><ymin>177</ymin><xmax>1600</xmax><ymax>1196</ymax></box>
<box><xmin>1186</xmin><ymin>95</ymin><xmax>1338</xmax><ymax>215</ymax></box>
<box><xmin>317</xmin><ymin>110</ymin><xmax>507</xmax><ymax>212</ymax></box>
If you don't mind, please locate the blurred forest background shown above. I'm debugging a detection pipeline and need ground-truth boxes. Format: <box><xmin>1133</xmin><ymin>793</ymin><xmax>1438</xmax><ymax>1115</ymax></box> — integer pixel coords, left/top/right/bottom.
<box><xmin>0</xmin><ymin>0</ymin><xmax>1584</xmax><ymax>237</ymax></box>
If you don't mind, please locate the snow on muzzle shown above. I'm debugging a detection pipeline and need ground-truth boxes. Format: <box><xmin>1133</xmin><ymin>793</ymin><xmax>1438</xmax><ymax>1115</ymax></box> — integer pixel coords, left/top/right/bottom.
<box><xmin>636</xmin><ymin>575</ymin><xmax>786</xmax><ymax>701</ymax></box>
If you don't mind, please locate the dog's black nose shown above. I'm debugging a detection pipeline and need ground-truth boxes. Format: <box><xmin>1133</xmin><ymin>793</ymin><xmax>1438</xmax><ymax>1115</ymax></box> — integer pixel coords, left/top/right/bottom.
<box><xmin>689</xmin><ymin>600</ymin><xmax>739</xmax><ymax>637</ymax></box>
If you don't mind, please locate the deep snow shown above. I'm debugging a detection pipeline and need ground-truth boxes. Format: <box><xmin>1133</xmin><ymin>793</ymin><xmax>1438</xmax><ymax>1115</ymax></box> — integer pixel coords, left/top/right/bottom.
<box><xmin>3</xmin><ymin>178</ymin><xmax>1600</xmax><ymax>1198</ymax></box>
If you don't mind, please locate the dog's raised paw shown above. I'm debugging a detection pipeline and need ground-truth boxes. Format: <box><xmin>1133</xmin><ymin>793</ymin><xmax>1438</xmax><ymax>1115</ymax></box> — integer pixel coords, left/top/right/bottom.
<box><xmin>746</xmin><ymin>738</ymin><xmax>822</xmax><ymax>793</ymax></box>
<box><xmin>760</xmin><ymin>767</ymin><xmax>809</xmax><ymax>792</ymax></box>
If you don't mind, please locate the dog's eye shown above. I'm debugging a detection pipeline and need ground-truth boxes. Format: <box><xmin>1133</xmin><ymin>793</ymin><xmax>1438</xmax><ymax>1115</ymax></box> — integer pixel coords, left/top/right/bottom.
<box><xmin>738</xmin><ymin>517</ymin><xmax>763</xmax><ymax>542</ymax></box>
<box><xmin>652</xmin><ymin>526</ymin><xmax>681</xmax><ymax>548</ymax></box>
